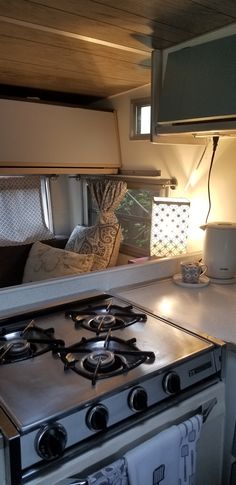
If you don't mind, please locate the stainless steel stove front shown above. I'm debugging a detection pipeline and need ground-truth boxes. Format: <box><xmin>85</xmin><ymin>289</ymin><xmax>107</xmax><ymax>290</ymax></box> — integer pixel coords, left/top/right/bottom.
<box><xmin>1</xmin><ymin>380</ymin><xmax>226</xmax><ymax>485</ymax></box>
<box><xmin>0</xmin><ymin>294</ymin><xmax>226</xmax><ymax>485</ymax></box>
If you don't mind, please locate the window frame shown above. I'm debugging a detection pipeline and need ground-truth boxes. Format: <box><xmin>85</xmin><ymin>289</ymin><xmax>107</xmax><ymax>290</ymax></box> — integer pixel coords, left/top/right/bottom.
<box><xmin>130</xmin><ymin>97</ymin><xmax>151</xmax><ymax>140</ymax></box>
<box><xmin>41</xmin><ymin>176</ymin><xmax>54</xmax><ymax>233</ymax></box>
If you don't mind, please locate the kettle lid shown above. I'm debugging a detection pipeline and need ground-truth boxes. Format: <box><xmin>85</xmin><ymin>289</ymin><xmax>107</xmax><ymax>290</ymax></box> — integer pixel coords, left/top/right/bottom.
<box><xmin>200</xmin><ymin>221</ymin><xmax>236</xmax><ymax>230</ymax></box>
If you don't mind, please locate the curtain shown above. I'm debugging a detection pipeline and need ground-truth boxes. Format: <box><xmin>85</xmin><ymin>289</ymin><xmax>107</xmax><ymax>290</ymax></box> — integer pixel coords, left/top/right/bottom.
<box><xmin>88</xmin><ymin>179</ymin><xmax>127</xmax><ymax>224</ymax></box>
<box><xmin>0</xmin><ymin>176</ymin><xmax>54</xmax><ymax>246</ymax></box>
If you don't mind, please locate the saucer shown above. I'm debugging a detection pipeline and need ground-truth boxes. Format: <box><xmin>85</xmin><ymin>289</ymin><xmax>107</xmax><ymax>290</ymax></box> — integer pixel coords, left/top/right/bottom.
<box><xmin>209</xmin><ymin>276</ymin><xmax>236</xmax><ymax>285</ymax></box>
<box><xmin>173</xmin><ymin>273</ymin><xmax>210</xmax><ymax>288</ymax></box>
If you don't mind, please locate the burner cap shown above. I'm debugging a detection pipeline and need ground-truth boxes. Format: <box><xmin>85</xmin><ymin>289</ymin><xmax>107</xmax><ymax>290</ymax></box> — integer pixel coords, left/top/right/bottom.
<box><xmin>86</xmin><ymin>350</ymin><xmax>115</xmax><ymax>369</ymax></box>
<box><xmin>84</xmin><ymin>314</ymin><xmax>125</xmax><ymax>332</ymax></box>
<box><xmin>93</xmin><ymin>315</ymin><xmax>116</xmax><ymax>329</ymax></box>
<box><xmin>7</xmin><ymin>338</ymin><xmax>31</xmax><ymax>356</ymax></box>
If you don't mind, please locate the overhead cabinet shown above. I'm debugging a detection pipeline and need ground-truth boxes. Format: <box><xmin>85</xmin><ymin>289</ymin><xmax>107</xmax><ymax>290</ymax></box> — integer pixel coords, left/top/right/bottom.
<box><xmin>0</xmin><ymin>99</ymin><xmax>120</xmax><ymax>174</ymax></box>
<box><xmin>152</xmin><ymin>34</ymin><xmax>236</xmax><ymax>139</ymax></box>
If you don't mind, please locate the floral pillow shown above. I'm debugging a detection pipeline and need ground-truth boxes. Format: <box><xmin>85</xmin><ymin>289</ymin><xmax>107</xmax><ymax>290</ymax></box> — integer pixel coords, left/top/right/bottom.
<box><xmin>23</xmin><ymin>241</ymin><xmax>94</xmax><ymax>283</ymax></box>
<box><xmin>65</xmin><ymin>223</ymin><xmax>122</xmax><ymax>271</ymax></box>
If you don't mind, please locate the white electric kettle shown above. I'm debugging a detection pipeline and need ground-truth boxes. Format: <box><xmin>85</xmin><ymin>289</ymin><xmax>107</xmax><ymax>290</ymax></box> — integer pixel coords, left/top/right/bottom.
<box><xmin>200</xmin><ymin>222</ymin><xmax>236</xmax><ymax>281</ymax></box>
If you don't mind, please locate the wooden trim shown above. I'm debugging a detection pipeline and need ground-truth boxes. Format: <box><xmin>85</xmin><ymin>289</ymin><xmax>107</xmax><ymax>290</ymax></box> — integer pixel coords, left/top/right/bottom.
<box><xmin>0</xmin><ymin>167</ymin><xmax>118</xmax><ymax>175</ymax></box>
<box><xmin>113</xmin><ymin>110</ymin><xmax>123</xmax><ymax>168</ymax></box>
<box><xmin>0</xmin><ymin>161</ymin><xmax>119</xmax><ymax>168</ymax></box>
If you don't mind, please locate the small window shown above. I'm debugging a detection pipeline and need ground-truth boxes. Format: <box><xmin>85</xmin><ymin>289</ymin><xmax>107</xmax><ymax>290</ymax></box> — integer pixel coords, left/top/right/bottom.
<box><xmin>130</xmin><ymin>98</ymin><xmax>151</xmax><ymax>140</ymax></box>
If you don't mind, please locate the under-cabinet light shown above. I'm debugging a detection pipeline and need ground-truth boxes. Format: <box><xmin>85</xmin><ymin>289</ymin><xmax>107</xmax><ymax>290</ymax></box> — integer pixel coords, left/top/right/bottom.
<box><xmin>150</xmin><ymin>197</ymin><xmax>190</xmax><ymax>257</ymax></box>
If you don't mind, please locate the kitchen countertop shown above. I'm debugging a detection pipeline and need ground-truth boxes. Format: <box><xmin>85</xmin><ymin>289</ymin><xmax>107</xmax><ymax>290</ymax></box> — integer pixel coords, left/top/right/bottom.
<box><xmin>115</xmin><ymin>277</ymin><xmax>236</xmax><ymax>345</ymax></box>
<box><xmin>0</xmin><ymin>252</ymin><xmax>201</xmax><ymax>318</ymax></box>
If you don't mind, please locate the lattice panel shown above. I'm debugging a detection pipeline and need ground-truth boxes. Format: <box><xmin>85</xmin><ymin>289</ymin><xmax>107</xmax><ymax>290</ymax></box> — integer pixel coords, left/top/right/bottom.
<box><xmin>150</xmin><ymin>198</ymin><xmax>190</xmax><ymax>257</ymax></box>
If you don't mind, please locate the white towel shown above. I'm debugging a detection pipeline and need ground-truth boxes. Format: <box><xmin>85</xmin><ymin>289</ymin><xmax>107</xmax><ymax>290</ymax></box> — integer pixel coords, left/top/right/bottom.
<box><xmin>125</xmin><ymin>424</ymin><xmax>182</xmax><ymax>485</ymax></box>
<box><xmin>125</xmin><ymin>414</ymin><xmax>203</xmax><ymax>485</ymax></box>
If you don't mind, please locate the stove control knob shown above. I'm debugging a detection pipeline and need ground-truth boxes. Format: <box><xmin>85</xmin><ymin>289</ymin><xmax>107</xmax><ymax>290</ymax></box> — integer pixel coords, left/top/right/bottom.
<box><xmin>128</xmin><ymin>386</ymin><xmax>148</xmax><ymax>412</ymax></box>
<box><xmin>35</xmin><ymin>423</ymin><xmax>67</xmax><ymax>461</ymax></box>
<box><xmin>163</xmin><ymin>371</ymin><xmax>181</xmax><ymax>395</ymax></box>
<box><xmin>86</xmin><ymin>405</ymin><xmax>109</xmax><ymax>431</ymax></box>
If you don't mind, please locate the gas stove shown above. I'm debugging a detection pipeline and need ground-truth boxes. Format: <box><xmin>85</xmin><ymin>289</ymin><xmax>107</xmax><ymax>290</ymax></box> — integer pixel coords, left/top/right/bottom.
<box><xmin>0</xmin><ymin>292</ymin><xmax>224</xmax><ymax>484</ymax></box>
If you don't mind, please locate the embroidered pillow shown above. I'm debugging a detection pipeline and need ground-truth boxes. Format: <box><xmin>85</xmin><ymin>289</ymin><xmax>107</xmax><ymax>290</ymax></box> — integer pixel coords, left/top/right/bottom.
<box><xmin>23</xmin><ymin>241</ymin><xmax>94</xmax><ymax>283</ymax></box>
<box><xmin>65</xmin><ymin>224</ymin><xmax>121</xmax><ymax>270</ymax></box>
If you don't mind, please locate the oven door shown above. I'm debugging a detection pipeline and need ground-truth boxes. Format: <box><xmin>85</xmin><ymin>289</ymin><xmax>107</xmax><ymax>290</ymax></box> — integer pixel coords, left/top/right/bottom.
<box><xmin>20</xmin><ymin>381</ymin><xmax>225</xmax><ymax>485</ymax></box>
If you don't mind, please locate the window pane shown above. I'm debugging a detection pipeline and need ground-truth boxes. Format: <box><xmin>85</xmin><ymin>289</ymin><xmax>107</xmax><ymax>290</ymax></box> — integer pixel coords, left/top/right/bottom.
<box><xmin>130</xmin><ymin>98</ymin><xmax>151</xmax><ymax>139</ymax></box>
<box><xmin>136</xmin><ymin>105</ymin><xmax>151</xmax><ymax>135</ymax></box>
<box><xmin>87</xmin><ymin>185</ymin><xmax>160</xmax><ymax>256</ymax></box>
<box><xmin>140</xmin><ymin>106</ymin><xmax>151</xmax><ymax>134</ymax></box>
<box><xmin>116</xmin><ymin>189</ymin><xmax>153</xmax><ymax>252</ymax></box>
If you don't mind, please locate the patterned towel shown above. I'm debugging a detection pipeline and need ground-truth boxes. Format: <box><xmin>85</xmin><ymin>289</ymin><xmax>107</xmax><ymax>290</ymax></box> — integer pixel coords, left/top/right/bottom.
<box><xmin>87</xmin><ymin>458</ymin><xmax>129</xmax><ymax>485</ymax></box>
<box><xmin>178</xmin><ymin>415</ymin><xmax>203</xmax><ymax>485</ymax></box>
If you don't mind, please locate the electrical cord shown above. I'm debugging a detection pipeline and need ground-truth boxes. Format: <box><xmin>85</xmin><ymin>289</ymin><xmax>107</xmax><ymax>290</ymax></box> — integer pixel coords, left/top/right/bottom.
<box><xmin>205</xmin><ymin>136</ymin><xmax>219</xmax><ymax>223</ymax></box>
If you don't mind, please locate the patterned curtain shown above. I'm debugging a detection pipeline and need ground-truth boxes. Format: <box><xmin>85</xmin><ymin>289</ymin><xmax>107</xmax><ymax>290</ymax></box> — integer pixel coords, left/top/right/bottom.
<box><xmin>88</xmin><ymin>179</ymin><xmax>127</xmax><ymax>224</ymax></box>
<box><xmin>0</xmin><ymin>176</ymin><xmax>54</xmax><ymax>246</ymax></box>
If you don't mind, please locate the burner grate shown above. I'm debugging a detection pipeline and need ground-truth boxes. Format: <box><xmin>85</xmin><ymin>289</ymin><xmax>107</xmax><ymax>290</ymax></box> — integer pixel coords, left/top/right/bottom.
<box><xmin>55</xmin><ymin>331</ymin><xmax>155</xmax><ymax>385</ymax></box>
<box><xmin>65</xmin><ymin>302</ymin><xmax>147</xmax><ymax>334</ymax></box>
<box><xmin>0</xmin><ymin>320</ymin><xmax>64</xmax><ymax>364</ymax></box>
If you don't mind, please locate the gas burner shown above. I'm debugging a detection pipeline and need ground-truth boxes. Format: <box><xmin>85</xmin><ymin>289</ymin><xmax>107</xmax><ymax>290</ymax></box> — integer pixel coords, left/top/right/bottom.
<box><xmin>0</xmin><ymin>320</ymin><xmax>64</xmax><ymax>364</ymax></box>
<box><xmin>65</xmin><ymin>302</ymin><xmax>147</xmax><ymax>333</ymax></box>
<box><xmin>91</xmin><ymin>314</ymin><xmax>117</xmax><ymax>330</ymax></box>
<box><xmin>84</xmin><ymin>349</ymin><xmax>117</xmax><ymax>372</ymax></box>
<box><xmin>4</xmin><ymin>337</ymin><xmax>31</xmax><ymax>357</ymax></box>
<box><xmin>56</xmin><ymin>332</ymin><xmax>155</xmax><ymax>385</ymax></box>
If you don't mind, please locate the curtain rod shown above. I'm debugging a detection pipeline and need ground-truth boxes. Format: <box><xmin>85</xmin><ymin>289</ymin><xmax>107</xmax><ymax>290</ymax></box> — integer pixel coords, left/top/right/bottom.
<box><xmin>68</xmin><ymin>174</ymin><xmax>177</xmax><ymax>189</ymax></box>
<box><xmin>108</xmin><ymin>175</ymin><xmax>177</xmax><ymax>186</ymax></box>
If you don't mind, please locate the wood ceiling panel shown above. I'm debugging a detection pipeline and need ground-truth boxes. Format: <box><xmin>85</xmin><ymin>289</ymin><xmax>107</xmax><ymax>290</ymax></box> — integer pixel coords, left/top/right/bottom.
<box><xmin>0</xmin><ymin>0</ymin><xmax>235</xmax><ymax>100</ymax></box>
<box><xmin>0</xmin><ymin>0</ymin><xmax>153</xmax><ymax>52</ymax></box>
<box><xmin>0</xmin><ymin>58</ymin><xmax>146</xmax><ymax>97</ymax></box>
<box><xmin>0</xmin><ymin>35</ymin><xmax>149</xmax><ymax>83</ymax></box>
<box><xmin>0</xmin><ymin>21</ymin><xmax>150</xmax><ymax>66</ymax></box>
<box><xmin>189</xmin><ymin>0</ymin><xmax>236</xmax><ymax>19</ymax></box>
<box><xmin>94</xmin><ymin>0</ymin><xmax>236</xmax><ymax>35</ymax></box>
<box><xmin>30</xmin><ymin>0</ymin><xmax>190</xmax><ymax>46</ymax></box>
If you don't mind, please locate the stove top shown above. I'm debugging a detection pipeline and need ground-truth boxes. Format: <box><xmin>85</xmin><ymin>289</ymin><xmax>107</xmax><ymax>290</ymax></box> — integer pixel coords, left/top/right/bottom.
<box><xmin>0</xmin><ymin>292</ymin><xmax>224</xmax><ymax>476</ymax></box>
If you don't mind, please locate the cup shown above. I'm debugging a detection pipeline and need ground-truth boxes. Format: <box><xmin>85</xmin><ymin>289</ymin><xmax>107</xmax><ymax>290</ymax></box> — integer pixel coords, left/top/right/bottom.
<box><xmin>180</xmin><ymin>261</ymin><xmax>207</xmax><ymax>284</ymax></box>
